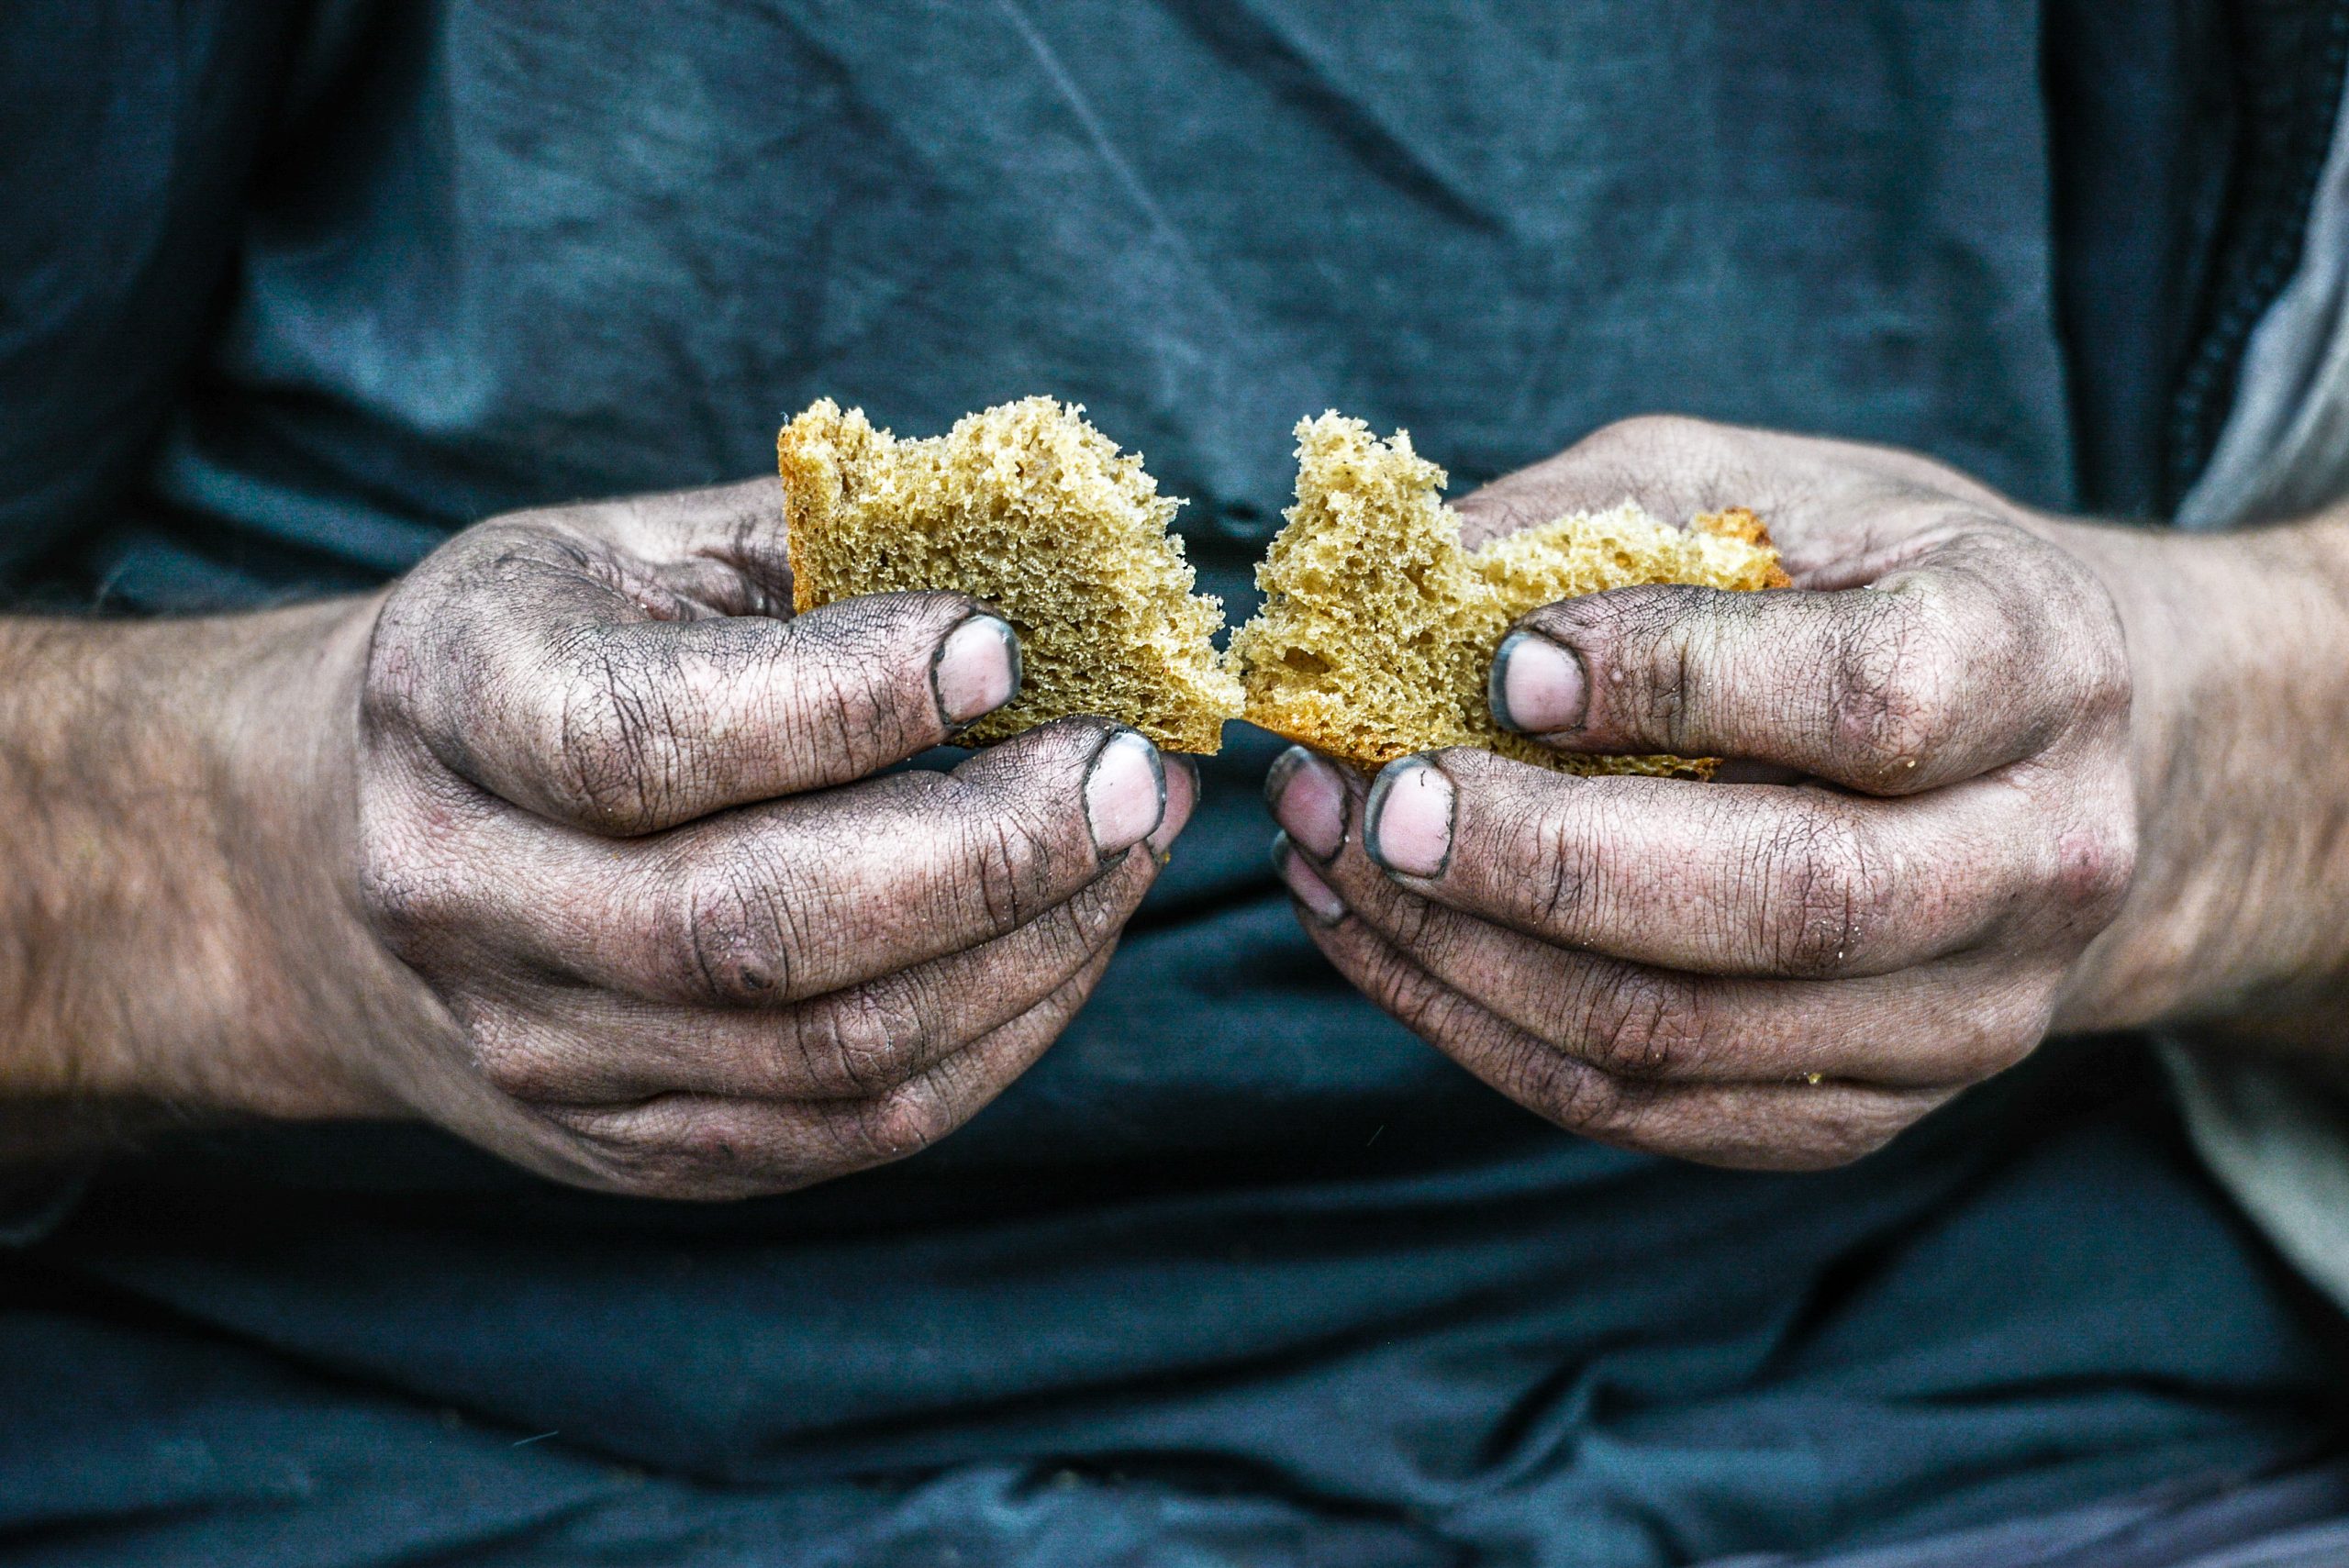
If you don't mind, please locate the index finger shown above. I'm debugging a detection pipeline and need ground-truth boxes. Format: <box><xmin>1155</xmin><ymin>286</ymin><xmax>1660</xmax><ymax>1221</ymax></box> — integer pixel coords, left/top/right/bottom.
<box><xmin>383</xmin><ymin>519</ymin><xmax>1023</xmax><ymax>834</ymax></box>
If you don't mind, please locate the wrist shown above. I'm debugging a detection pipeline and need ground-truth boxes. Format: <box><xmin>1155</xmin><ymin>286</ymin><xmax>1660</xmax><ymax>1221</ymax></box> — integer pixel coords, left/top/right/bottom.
<box><xmin>1</xmin><ymin>596</ymin><xmax>429</xmax><ymax>1124</ymax></box>
<box><xmin>2052</xmin><ymin>515</ymin><xmax>2349</xmax><ymax>1037</ymax></box>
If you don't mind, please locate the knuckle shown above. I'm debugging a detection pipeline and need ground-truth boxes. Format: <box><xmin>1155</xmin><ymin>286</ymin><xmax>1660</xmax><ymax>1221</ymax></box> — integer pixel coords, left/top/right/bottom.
<box><xmin>674</xmin><ymin>862</ymin><xmax>801</xmax><ymax>1005</ymax></box>
<box><xmin>1566</xmin><ymin>970</ymin><xmax>1706</xmax><ymax>1079</ymax></box>
<box><xmin>1509</xmin><ymin>1045</ymin><xmax>1620</xmax><ymax>1134</ymax></box>
<box><xmin>1825</xmin><ymin>598</ymin><xmax>1958</xmax><ymax>778</ymax></box>
<box><xmin>560</xmin><ymin>1106</ymin><xmax>784</xmax><ymax>1202</ymax></box>
<box><xmin>358</xmin><ymin>856</ymin><xmax>461</xmax><ymax>952</ymax></box>
<box><xmin>1026</xmin><ymin>862</ymin><xmax>1145</xmax><ymax>967</ymax></box>
<box><xmin>954</xmin><ymin>806</ymin><xmax>1062</xmax><ymax>939</ymax></box>
<box><xmin>775</xmin><ymin>627</ymin><xmax>910</xmax><ymax>771</ymax></box>
<box><xmin>664</xmin><ymin>1114</ymin><xmax>765</xmax><ymax>1184</ymax></box>
<box><xmin>546</xmin><ymin>653</ymin><xmax>685</xmax><ymax>834</ymax></box>
<box><xmin>471</xmin><ymin>1023</ymin><xmax>571</xmax><ymax>1104</ymax></box>
<box><xmin>355</xmin><ymin>783</ymin><xmax>491</xmax><ymax>951</ymax></box>
<box><xmin>1758</xmin><ymin>813</ymin><xmax>1894</xmax><ymax>976</ymax></box>
<box><xmin>359</xmin><ymin>643</ymin><xmax>426</xmax><ymax>737</ymax></box>
<box><xmin>835</xmin><ymin>1076</ymin><xmax>959</xmax><ymax>1166</ymax></box>
<box><xmin>1653</xmin><ymin>620</ymin><xmax>1703</xmax><ymax>749</ymax></box>
<box><xmin>2052</xmin><ymin>823</ymin><xmax>2137</xmax><ymax>926</ymax></box>
<box><xmin>2081</xmin><ymin>628</ymin><xmax>2134</xmax><ymax>722</ymax></box>
<box><xmin>785</xmin><ymin>984</ymin><xmax>926</xmax><ymax>1096</ymax></box>
<box><xmin>1506</xmin><ymin>800</ymin><xmax>1601</xmax><ymax>936</ymax></box>
<box><xmin>2040</xmin><ymin>551</ymin><xmax>2134</xmax><ymax>724</ymax></box>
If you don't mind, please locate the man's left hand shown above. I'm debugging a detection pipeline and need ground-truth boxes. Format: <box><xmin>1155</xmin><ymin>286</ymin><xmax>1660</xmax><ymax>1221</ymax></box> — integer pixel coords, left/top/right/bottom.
<box><xmin>1266</xmin><ymin>417</ymin><xmax>2143</xmax><ymax>1169</ymax></box>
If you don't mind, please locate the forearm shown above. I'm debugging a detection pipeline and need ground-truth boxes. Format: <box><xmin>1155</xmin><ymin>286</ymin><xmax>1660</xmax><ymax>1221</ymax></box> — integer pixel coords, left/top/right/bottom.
<box><xmin>0</xmin><ymin>602</ymin><xmax>407</xmax><ymax>1149</ymax></box>
<box><xmin>2056</xmin><ymin>512</ymin><xmax>2349</xmax><ymax>1050</ymax></box>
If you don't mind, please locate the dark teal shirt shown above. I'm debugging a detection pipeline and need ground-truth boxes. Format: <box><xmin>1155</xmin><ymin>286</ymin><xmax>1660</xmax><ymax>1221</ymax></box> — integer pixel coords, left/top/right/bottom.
<box><xmin>0</xmin><ymin>5</ymin><xmax>2338</xmax><ymax>1564</ymax></box>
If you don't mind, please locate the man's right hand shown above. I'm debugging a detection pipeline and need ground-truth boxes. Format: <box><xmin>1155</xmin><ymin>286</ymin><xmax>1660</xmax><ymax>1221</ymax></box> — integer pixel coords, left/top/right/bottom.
<box><xmin>2</xmin><ymin>480</ymin><xmax>1189</xmax><ymax>1196</ymax></box>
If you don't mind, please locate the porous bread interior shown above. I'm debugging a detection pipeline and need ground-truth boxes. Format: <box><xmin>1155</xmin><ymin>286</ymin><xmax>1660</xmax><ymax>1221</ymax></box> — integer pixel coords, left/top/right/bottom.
<box><xmin>1230</xmin><ymin>412</ymin><xmax>1790</xmax><ymax>776</ymax></box>
<box><xmin>777</xmin><ymin>396</ymin><xmax>1243</xmax><ymax>753</ymax></box>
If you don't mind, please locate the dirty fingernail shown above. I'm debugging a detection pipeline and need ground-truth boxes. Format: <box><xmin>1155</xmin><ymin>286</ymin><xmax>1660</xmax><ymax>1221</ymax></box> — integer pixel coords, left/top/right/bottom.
<box><xmin>1272</xmin><ymin>832</ymin><xmax>1347</xmax><ymax>925</ymax></box>
<box><xmin>1364</xmin><ymin>758</ymin><xmax>1455</xmax><ymax>879</ymax></box>
<box><xmin>933</xmin><ymin>614</ymin><xmax>1021</xmax><ymax>727</ymax></box>
<box><xmin>1085</xmin><ymin>729</ymin><xmax>1165</xmax><ymax>857</ymax></box>
<box><xmin>1149</xmin><ymin>756</ymin><xmax>1199</xmax><ymax>857</ymax></box>
<box><xmin>1490</xmin><ymin>629</ymin><xmax>1587</xmax><ymax>735</ymax></box>
<box><xmin>1264</xmin><ymin>745</ymin><xmax>1346</xmax><ymax>861</ymax></box>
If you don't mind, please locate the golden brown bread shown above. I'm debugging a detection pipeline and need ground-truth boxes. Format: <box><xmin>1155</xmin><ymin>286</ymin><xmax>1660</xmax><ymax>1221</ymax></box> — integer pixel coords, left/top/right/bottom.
<box><xmin>777</xmin><ymin>396</ymin><xmax>1243</xmax><ymax>753</ymax></box>
<box><xmin>1230</xmin><ymin>412</ymin><xmax>1789</xmax><ymax>775</ymax></box>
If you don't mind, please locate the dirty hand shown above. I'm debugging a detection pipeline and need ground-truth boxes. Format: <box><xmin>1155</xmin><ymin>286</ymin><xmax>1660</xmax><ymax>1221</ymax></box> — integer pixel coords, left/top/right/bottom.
<box><xmin>1267</xmin><ymin>417</ymin><xmax>2139</xmax><ymax>1169</ymax></box>
<box><xmin>349</xmin><ymin>480</ymin><xmax>1188</xmax><ymax>1196</ymax></box>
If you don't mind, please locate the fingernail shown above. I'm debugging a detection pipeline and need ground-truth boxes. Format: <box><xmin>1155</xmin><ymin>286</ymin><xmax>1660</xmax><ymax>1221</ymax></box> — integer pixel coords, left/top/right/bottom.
<box><xmin>1264</xmin><ymin>745</ymin><xmax>1346</xmax><ymax>861</ymax></box>
<box><xmin>1364</xmin><ymin>758</ymin><xmax>1454</xmax><ymax>879</ymax></box>
<box><xmin>1149</xmin><ymin>756</ymin><xmax>1199</xmax><ymax>857</ymax></box>
<box><xmin>1085</xmin><ymin>729</ymin><xmax>1165</xmax><ymax>857</ymax></box>
<box><xmin>1489</xmin><ymin>630</ymin><xmax>1586</xmax><ymax>735</ymax></box>
<box><xmin>1272</xmin><ymin>832</ymin><xmax>1347</xmax><ymax>925</ymax></box>
<box><xmin>933</xmin><ymin>614</ymin><xmax>1021</xmax><ymax>727</ymax></box>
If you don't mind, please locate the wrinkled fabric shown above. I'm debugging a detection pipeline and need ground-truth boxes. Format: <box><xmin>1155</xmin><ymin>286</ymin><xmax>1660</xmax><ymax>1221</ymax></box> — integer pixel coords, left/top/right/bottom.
<box><xmin>23</xmin><ymin>0</ymin><xmax>2081</xmax><ymax>603</ymax></box>
<box><xmin>1</xmin><ymin>3</ymin><xmax>2343</xmax><ymax>1564</ymax></box>
<box><xmin>9</xmin><ymin>1061</ymin><xmax>2340</xmax><ymax>1566</ymax></box>
<box><xmin>2178</xmin><ymin>17</ymin><xmax>2349</xmax><ymax>528</ymax></box>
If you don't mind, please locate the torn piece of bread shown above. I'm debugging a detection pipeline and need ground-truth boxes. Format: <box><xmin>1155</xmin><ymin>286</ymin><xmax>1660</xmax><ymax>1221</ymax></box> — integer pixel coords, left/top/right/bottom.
<box><xmin>1230</xmin><ymin>412</ymin><xmax>1789</xmax><ymax>776</ymax></box>
<box><xmin>778</xmin><ymin>396</ymin><xmax>1243</xmax><ymax>753</ymax></box>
